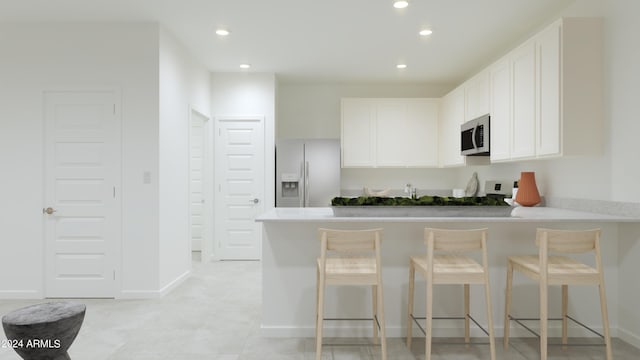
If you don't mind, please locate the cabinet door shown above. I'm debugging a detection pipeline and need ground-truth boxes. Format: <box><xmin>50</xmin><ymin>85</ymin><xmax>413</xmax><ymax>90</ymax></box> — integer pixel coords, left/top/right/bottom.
<box><xmin>465</xmin><ymin>71</ymin><xmax>490</xmax><ymax>121</ymax></box>
<box><xmin>341</xmin><ymin>99</ymin><xmax>376</xmax><ymax>167</ymax></box>
<box><xmin>438</xmin><ymin>87</ymin><xmax>465</xmax><ymax>167</ymax></box>
<box><xmin>511</xmin><ymin>41</ymin><xmax>536</xmax><ymax>159</ymax></box>
<box><xmin>376</xmin><ymin>100</ymin><xmax>408</xmax><ymax>167</ymax></box>
<box><xmin>375</xmin><ymin>99</ymin><xmax>438</xmax><ymax>167</ymax></box>
<box><xmin>489</xmin><ymin>57</ymin><xmax>511</xmax><ymax>161</ymax></box>
<box><xmin>537</xmin><ymin>21</ymin><xmax>562</xmax><ymax>156</ymax></box>
<box><xmin>406</xmin><ymin>99</ymin><xmax>439</xmax><ymax>167</ymax></box>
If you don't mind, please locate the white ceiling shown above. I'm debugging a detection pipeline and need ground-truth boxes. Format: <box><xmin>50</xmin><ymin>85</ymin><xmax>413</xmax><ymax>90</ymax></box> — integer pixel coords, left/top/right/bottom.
<box><xmin>0</xmin><ymin>0</ymin><xmax>575</xmax><ymax>84</ymax></box>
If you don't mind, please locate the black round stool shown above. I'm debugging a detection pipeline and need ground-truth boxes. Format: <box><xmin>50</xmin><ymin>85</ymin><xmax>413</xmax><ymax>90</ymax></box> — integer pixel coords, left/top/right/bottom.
<box><xmin>2</xmin><ymin>302</ymin><xmax>86</xmax><ymax>360</ymax></box>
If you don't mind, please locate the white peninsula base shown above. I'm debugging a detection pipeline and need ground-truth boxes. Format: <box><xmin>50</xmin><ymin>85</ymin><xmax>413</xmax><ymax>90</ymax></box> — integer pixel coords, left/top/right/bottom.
<box><xmin>257</xmin><ymin>207</ymin><xmax>640</xmax><ymax>348</ymax></box>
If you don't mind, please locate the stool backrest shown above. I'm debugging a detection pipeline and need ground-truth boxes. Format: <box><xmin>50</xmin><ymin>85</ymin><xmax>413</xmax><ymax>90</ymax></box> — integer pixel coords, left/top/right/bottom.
<box><xmin>318</xmin><ymin>228</ymin><xmax>382</xmax><ymax>253</ymax></box>
<box><xmin>535</xmin><ymin>228</ymin><xmax>600</xmax><ymax>254</ymax></box>
<box><xmin>424</xmin><ymin>227</ymin><xmax>488</xmax><ymax>253</ymax></box>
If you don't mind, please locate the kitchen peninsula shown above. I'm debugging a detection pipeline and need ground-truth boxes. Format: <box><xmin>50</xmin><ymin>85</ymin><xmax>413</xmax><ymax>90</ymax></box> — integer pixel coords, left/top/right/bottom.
<box><xmin>256</xmin><ymin>206</ymin><xmax>640</xmax><ymax>347</ymax></box>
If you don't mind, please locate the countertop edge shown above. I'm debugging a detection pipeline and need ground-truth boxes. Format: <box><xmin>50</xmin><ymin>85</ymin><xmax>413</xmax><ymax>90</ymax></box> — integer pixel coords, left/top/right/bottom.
<box><xmin>255</xmin><ymin>207</ymin><xmax>640</xmax><ymax>223</ymax></box>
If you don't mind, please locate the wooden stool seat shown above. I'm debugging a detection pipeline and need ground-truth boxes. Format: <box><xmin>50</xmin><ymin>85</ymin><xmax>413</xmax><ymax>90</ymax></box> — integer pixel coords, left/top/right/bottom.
<box><xmin>319</xmin><ymin>257</ymin><xmax>377</xmax><ymax>284</ymax></box>
<box><xmin>407</xmin><ymin>228</ymin><xmax>496</xmax><ymax>360</ymax></box>
<box><xmin>509</xmin><ymin>255</ymin><xmax>599</xmax><ymax>284</ymax></box>
<box><xmin>316</xmin><ymin>228</ymin><xmax>387</xmax><ymax>360</ymax></box>
<box><xmin>411</xmin><ymin>255</ymin><xmax>485</xmax><ymax>284</ymax></box>
<box><xmin>504</xmin><ymin>228</ymin><xmax>613</xmax><ymax>360</ymax></box>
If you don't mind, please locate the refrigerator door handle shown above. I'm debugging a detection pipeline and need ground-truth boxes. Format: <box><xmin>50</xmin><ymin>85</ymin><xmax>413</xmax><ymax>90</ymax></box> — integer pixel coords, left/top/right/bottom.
<box><xmin>304</xmin><ymin>161</ymin><xmax>310</xmax><ymax>207</ymax></box>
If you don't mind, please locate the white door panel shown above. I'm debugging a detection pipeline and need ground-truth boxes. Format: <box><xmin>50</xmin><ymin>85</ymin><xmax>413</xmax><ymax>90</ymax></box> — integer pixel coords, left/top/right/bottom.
<box><xmin>44</xmin><ymin>90</ymin><xmax>120</xmax><ymax>298</ymax></box>
<box><xmin>215</xmin><ymin>117</ymin><xmax>265</xmax><ymax>260</ymax></box>
<box><xmin>190</xmin><ymin>111</ymin><xmax>208</xmax><ymax>252</ymax></box>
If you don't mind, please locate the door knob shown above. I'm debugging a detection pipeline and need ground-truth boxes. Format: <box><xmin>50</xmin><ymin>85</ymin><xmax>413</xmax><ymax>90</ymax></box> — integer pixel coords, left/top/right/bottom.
<box><xmin>251</xmin><ymin>198</ymin><xmax>260</xmax><ymax>204</ymax></box>
<box><xmin>43</xmin><ymin>207</ymin><xmax>57</xmax><ymax>215</ymax></box>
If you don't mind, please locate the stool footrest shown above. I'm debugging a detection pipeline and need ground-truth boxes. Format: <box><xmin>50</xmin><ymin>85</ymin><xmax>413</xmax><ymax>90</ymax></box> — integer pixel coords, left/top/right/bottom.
<box><xmin>508</xmin><ymin>315</ymin><xmax>606</xmax><ymax>340</ymax></box>
<box><xmin>409</xmin><ymin>314</ymin><xmax>490</xmax><ymax>337</ymax></box>
<box><xmin>324</xmin><ymin>315</ymin><xmax>382</xmax><ymax>330</ymax></box>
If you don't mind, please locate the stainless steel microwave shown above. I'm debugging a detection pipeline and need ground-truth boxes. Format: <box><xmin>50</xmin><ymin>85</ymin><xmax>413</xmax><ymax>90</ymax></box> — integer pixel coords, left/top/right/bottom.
<box><xmin>461</xmin><ymin>114</ymin><xmax>490</xmax><ymax>156</ymax></box>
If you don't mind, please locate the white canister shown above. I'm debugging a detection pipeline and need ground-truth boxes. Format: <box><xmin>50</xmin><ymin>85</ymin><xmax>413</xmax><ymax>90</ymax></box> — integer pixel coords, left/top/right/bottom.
<box><xmin>452</xmin><ymin>189</ymin><xmax>465</xmax><ymax>198</ymax></box>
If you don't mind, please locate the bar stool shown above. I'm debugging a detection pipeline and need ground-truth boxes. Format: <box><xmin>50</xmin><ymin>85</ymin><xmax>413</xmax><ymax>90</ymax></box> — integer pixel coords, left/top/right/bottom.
<box><xmin>504</xmin><ymin>228</ymin><xmax>613</xmax><ymax>360</ymax></box>
<box><xmin>316</xmin><ymin>228</ymin><xmax>387</xmax><ymax>360</ymax></box>
<box><xmin>407</xmin><ymin>227</ymin><xmax>496</xmax><ymax>360</ymax></box>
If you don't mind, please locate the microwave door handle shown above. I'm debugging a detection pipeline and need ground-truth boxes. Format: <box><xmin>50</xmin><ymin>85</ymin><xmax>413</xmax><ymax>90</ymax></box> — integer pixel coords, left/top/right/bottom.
<box><xmin>471</xmin><ymin>125</ymin><xmax>478</xmax><ymax>149</ymax></box>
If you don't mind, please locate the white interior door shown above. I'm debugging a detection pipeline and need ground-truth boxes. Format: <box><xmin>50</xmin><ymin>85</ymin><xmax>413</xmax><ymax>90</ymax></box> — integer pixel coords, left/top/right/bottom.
<box><xmin>44</xmin><ymin>90</ymin><xmax>121</xmax><ymax>298</ymax></box>
<box><xmin>215</xmin><ymin>116</ymin><xmax>265</xmax><ymax>260</ymax></box>
<box><xmin>190</xmin><ymin>110</ymin><xmax>207</xmax><ymax>253</ymax></box>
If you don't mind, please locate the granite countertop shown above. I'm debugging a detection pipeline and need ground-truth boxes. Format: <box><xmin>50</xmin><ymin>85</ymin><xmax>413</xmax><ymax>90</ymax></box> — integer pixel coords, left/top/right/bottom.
<box><xmin>255</xmin><ymin>206</ymin><xmax>640</xmax><ymax>223</ymax></box>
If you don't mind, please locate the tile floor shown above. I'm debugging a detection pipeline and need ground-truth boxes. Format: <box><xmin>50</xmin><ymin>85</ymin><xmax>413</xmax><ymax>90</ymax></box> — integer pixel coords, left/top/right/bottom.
<box><xmin>1</xmin><ymin>256</ymin><xmax>639</xmax><ymax>359</ymax></box>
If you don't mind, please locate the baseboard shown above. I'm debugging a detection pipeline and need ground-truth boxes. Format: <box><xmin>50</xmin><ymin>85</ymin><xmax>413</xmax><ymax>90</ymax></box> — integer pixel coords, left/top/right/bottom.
<box><xmin>618</xmin><ymin>327</ymin><xmax>640</xmax><ymax>349</ymax></box>
<box><xmin>158</xmin><ymin>270</ymin><xmax>190</xmax><ymax>297</ymax></box>
<box><xmin>0</xmin><ymin>290</ymin><xmax>41</xmax><ymax>299</ymax></box>
<box><xmin>118</xmin><ymin>270</ymin><xmax>191</xmax><ymax>299</ymax></box>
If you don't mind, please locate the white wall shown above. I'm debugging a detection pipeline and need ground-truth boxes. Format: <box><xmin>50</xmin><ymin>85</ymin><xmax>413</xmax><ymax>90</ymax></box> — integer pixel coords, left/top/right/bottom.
<box><xmin>606</xmin><ymin>0</ymin><xmax>640</xmax><ymax>203</ymax></box>
<box><xmin>210</xmin><ymin>73</ymin><xmax>277</xmax><ymax>255</ymax></box>
<box><xmin>158</xmin><ymin>28</ymin><xmax>211</xmax><ymax>290</ymax></box>
<box><xmin>0</xmin><ymin>23</ymin><xmax>161</xmax><ymax>297</ymax></box>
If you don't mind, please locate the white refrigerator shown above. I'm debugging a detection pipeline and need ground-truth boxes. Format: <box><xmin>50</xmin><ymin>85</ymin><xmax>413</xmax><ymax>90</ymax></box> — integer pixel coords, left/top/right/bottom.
<box><xmin>276</xmin><ymin>139</ymin><xmax>341</xmax><ymax>207</ymax></box>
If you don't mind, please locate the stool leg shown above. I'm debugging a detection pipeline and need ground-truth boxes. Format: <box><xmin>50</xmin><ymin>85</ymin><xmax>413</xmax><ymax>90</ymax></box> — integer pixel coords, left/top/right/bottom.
<box><xmin>562</xmin><ymin>285</ymin><xmax>568</xmax><ymax>350</ymax></box>
<box><xmin>315</xmin><ymin>266</ymin><xmax>319</xmax><ymax>340</ymax></box>
<box><xmin>425</xmin><ymin>278</ymin><xmax>433</xmax><ymax>360</ymax></box>
<box><xmin>464</xmin><ymin>284</ymin><xmax>470</xmax><ymax>347</ymax></box>
<box><xmin>598</xmin><ymin>283</ymin><xmax>613</xmax><ymax>360</ymax></box>
<box><xmin>504</xmin><ymin>260</ymin><xmax>513</xmax><ymax>350</ymax></box>
<box><xmin>316</xmin><ymin>271</ymin><xmax>325</xmax><ymax>360</ymax></box>
<box><xmin>377</xmin><ymin>279</ymin><xmax>387</xmax><ymax>360</ymax></box>
<box><xmin>540</xmin><ymin>277</ymin><xmax>548</xmax><ymax>360</ymax></box>
<box><xmin>407</xmin><ymin>260</ymin><xmax>415</xmax><ymax>348</ymax></box>
<box><xmin>372</xmin><ymin>284</ymin><xmax>379</xmax><ymax>344</ymax></box>
<box><xmin>484</xmin><ymin>275</ymin><xmax>497</xmax><ymax>360</ymax></box>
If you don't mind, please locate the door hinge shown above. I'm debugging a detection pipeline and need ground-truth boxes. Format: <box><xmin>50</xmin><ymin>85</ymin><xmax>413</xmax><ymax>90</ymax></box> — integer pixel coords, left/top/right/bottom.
<box><xmin>113</xmin><ymin>186</ymin><xmax>116</xmax><ymax>198</ymax></box>
<box><xmin>113</xmin><ymin>270</ymin><xmax>116</xmax><ymax>280</ymax></box>
<box><xmin>113</xmin><ymin>104</ymin><xmax>116</xmax><ymax>115</ymax></box>
<box><xmin>218</xmin><ymin>128</ymin><xmax>221</xmax><ymax>136</ymax></box>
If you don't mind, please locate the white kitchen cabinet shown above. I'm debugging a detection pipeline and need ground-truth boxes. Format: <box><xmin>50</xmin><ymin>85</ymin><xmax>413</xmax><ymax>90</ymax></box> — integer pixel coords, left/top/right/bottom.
<box><xmin>536</xmin><ymin>18</ymin><xmax>603</xmax><ymax>158</ymax></box>
<box><xmin>341</xmin><ymin>99</ymin><xmax>376</xmax><ymax>167</ymax></box>
<box><xmin>510</xmin><ymin>40</ymin><xmax>537</xmax><ymax>160</ymax></box>
<box><xmin>536</xmin><ymin>21</ymin><xmax>561</xmax><ymax>156</ymax></box>
<box><xmin>438</xmin><ymin>87</ymin><xmax>465</xmax><ymax>167</ymax></box>
<box><xmin>489</xmin><ymin>56</ymin><xmax>511</xmax><ymax>162</ymax></box>
<box><xmin>488</xmin><ymin>18</ymin><xmax>602</xmax><ymax>162</ymax></box>
<box><xmin>465</xmin><ymin>70</ymin><xmax>490</xmax><ymax>122</ymax></box>
<box><xmin>341</xmin><ymin>98</ymin><xmax>439</xmax><ymax>168</ymax></box>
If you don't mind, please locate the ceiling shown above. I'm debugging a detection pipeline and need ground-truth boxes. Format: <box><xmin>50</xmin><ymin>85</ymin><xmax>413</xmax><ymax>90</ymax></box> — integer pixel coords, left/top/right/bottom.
<box><xmin>0</xmin><ymin>0</ymin><xmax>575</xmax><ymax>84</ymax></box>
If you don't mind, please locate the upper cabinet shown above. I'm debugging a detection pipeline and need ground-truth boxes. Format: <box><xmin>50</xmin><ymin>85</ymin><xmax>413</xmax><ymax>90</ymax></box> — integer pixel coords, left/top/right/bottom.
<box><xmin>341</xmin><ymin>98</ymin><xmax>376</xmax><ymax>167</ymax></box>
<box><xmin>341</xmin><ymin>98</ymin><xmax>439</xmax><ymax>168</ymax></box>
<box><xmin>489</xmin><ymin>57</ymin><xmax>511</xmax><ymax>162</ymax></box>
<box><xmin>510</xmin><ymin>40</ymin><xmax>537</xmax><ymax>159</ymax></box>
<box><xmin>489</xmin><ymin>17</ymin><xmax>603</xmax><ymax>162</ymax></box>
<box><xmin>438</xmin><ymin>87</ymin><xmax>465</xmax><ymax>167</ymax></box>
<box><xmin>464</xmin><ymin>70</ymin><xmax>490</xmax><ymax>122</ymax></box>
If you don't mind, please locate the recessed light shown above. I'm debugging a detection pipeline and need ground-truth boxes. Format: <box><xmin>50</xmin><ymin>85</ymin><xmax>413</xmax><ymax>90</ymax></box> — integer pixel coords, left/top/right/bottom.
<box><xmin>419</xmin><ymin>29</ymin><xmax>433</xmax><ymax>36</ymax></box>
<box><xmin>393</xmin><ymin>0</ymin><xmax>409</xmax><ymax>9</ymax></box>
<box><xmin>239</xmin><ymin>63</ymin><xmax>251</xmax><ymax>69</ymax></box>
<box><xmin>215</xmin><ymin>29</ymin><xmax>230</xmax><ymax>36</ymax></box>
<box><xmin>397</xmin><ymin>64</ymin><xmax>407</xmax><ymax>69</ymax></box>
